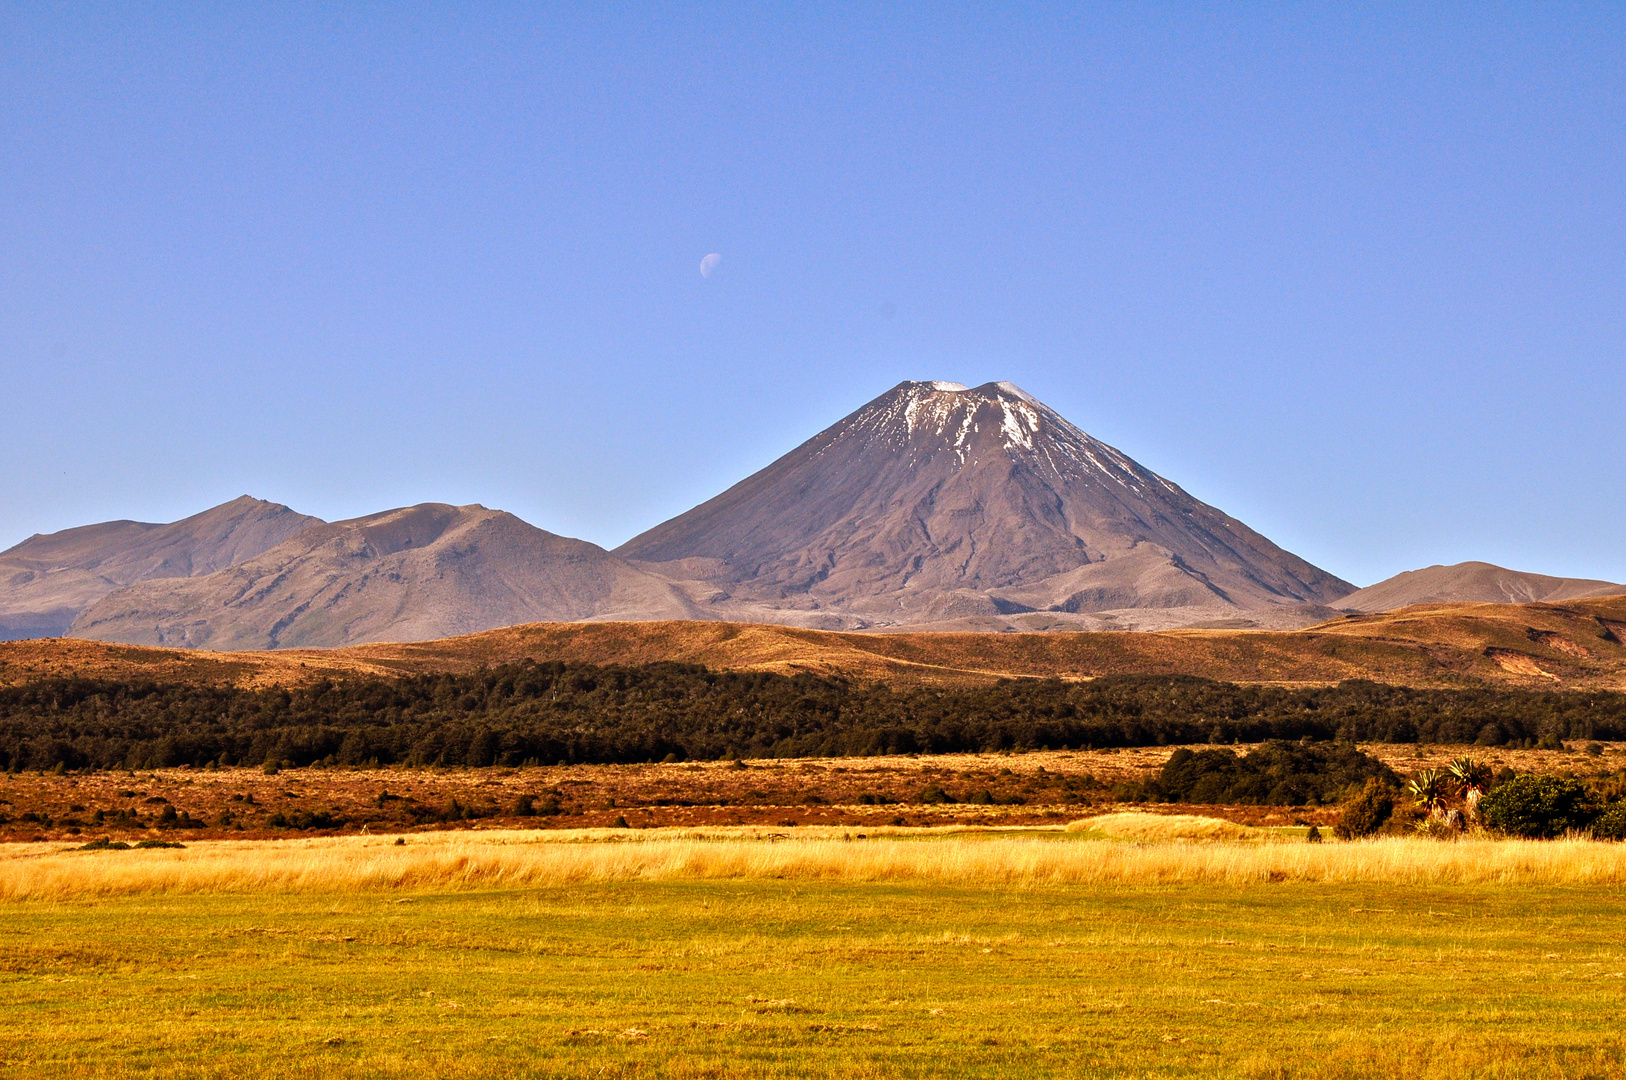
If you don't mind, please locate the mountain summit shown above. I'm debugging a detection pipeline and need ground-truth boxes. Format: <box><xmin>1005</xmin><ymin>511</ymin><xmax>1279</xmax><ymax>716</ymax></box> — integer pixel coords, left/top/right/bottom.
<box><xmin>0</xmin><ymin>496</ymin><xmax>320</xmax><ymax>640</ymax></box>
<box><xmin>70</xmin><ymin>503</ymin><xmax>702</xmax><ymax>650</ymax></box>
<box><xmin>617</xmin><ymin>380</ymin><xmax>1355</xmax><ymax>629</ymax></box>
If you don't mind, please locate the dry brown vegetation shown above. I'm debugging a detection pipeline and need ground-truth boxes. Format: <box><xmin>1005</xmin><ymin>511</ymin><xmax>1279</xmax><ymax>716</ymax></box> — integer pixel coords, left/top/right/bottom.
<box><xmin>3</xmin><ymin>595</ymin><xmax>1626</xmax><ymax>690</ymax></box>
<box><xmin>6</xmin><ymin>743</ymin><xmax>1621</xmax><ymax>844</ymax></box>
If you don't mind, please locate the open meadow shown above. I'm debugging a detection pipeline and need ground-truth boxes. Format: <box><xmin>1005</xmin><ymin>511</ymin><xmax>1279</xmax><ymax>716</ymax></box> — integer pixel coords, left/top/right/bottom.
<box><xmin>5</xmin><ymin>827</ymin><xmax>1626</xmax><ymax>1078</ymax></box>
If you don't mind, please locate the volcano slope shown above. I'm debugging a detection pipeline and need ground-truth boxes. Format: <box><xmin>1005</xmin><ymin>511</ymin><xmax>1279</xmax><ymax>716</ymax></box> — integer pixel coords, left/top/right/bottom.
<box><xmin>5</xmin><ymin>594</ymin><xmax>1625</xmax><ymax>691</ymax></box>
<box><xmin>1337</xmin><ymin>561</ymin><xmax>1626</xmax><ymax>612</ymax></box>
<box><xmin>616</xmin><ymin>381</ymin><xmax>1354</xmax><ymax>631</ymax></box>
<box><xmin>67</xmin><ymin>503</ymin><xmax>702</xmax><ymax>650</ymax></box>
<box><xmin>0</xmin><ymin>496</ymin><xmax>320</xmax><ymax>641</ymax></box>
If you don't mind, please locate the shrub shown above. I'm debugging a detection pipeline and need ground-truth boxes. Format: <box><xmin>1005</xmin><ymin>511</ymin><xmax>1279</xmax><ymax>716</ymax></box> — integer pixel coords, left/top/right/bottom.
<box><xmin>1334</xmin><ymin>779</ymin><xmax>1395</xmax><ymax>840</ymax></box>
<box><xmin>77</xmin><ymin>837</ymin><xmax>131</xmax><ymax>851</ymax></box>
<box><xmin>1413</xmin><ymin>816</ymin><xmax>1461</xmax><ymax>840</ymax></box>
<box><xmin>511</xmin><ymin>794</ymin><xmax>537</xmax><ymax>817</ymax></box>
<box><xmin>1478</xmin><ymin>775</ymin><xmax>1598</xmax><ymax>838</ymax></box>
<box><xmin>265</xmin><ymin>809</ymin><xmax>339</xmax><ymax>831</ymax></box>
<box><xmin>1591</xmin><ymin>802</ymin><xmax>1626</xmax><ymax>841</ymax></box>
<box><xmin>916</xmin><ymin>784</ymin><xmax>955</xmax><ymax>804</ymax></box>
<box><xmin>1162</xmin><ymin>742</ymin><xmax>1397</xmax><ymax>807</ymax></box>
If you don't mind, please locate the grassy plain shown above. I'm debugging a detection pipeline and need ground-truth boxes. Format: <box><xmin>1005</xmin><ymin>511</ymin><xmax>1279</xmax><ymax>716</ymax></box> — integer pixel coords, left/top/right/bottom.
<box><xmin>5</xmin><ymin>594</ymin><xmax>1626</xmax><ymax>690</ymax></box>
<box><xmin>5</xmin><ymin>831</ymin><xmax>1626</xmax><ymax>1077</ymax></box>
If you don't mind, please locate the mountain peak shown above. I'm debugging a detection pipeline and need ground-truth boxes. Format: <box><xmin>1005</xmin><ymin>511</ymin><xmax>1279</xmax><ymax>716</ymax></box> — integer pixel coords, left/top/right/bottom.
<box><xmin>0</xmin><ymin>496</ymin><xmax>323</xmax><ymax>640</ymax></box>
<box><xmin>617</xmin><ymin>381</ymin><xmax>1354</xmax><ymax>629</ymax></box>
<box><xmin>831</xmin><ymin>380</ymin><xmax>1168</xmax><ymax>500</ymax></box>
<box><xmin>69</xmin><ymin>502</ymin><xmax>701</xmax><ymax>649</ymax></box>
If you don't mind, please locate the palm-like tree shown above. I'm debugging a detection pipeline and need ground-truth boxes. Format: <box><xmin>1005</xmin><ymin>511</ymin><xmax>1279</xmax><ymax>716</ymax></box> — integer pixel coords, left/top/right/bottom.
<box><xmin>1447</xmin><ymin>756</ymin><xmax>1492</xmax><ymax>797</ymax></box>
<box><xmin>1447</xmin><ymin>755</ymin><xmax>1493</xmax><ymax>819</ymax></box>
<box><xmin>1407</xmin><ymin>768</ymin><xmax>1452</xmax><ymax>814</ymax></box>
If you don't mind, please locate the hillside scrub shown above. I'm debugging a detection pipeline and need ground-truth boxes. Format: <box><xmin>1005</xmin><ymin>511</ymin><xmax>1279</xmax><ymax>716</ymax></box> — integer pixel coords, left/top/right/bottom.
<box><xmin>3</xmin><ymin>663</ymin><xmax>1626</xmax><ymax>771</ymax></box>
<box><xmin>1154</xmin><ymin>741</ymin><xmax>1396</xmax><ymax>806</ymax></box>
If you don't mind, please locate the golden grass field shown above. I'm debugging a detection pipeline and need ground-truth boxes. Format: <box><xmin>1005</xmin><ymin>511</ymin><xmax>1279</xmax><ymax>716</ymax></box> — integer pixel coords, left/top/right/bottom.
<box><xmin>4</xmin><ymin>594</ymin><xmax>1625</xmax><ymax>689</ymax></box>
<box><xmin>7</xmin><ymin>824</ymin><xmax>1626</xmax><ymax>1078</ymax></box>
<box><xmin>5</xmin><ymin>603</ymin><xmax>1626</xmax><ymax>1074</ymax></box>
<box><xmin>9</xmin><ymin>821</ymin><xmax>1626</xmax><ymax>901</ymax></box>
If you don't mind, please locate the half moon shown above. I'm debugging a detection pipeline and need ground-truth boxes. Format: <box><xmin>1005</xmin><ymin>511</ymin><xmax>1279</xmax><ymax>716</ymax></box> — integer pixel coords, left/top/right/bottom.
<box><xmin>699</xmin><ymin>253</ymin><xmax>722</xmax><ymax>279</ymax></box>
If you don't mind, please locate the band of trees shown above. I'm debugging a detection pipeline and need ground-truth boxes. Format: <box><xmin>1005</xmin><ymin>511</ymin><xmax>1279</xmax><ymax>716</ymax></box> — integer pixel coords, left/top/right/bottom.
<box><xmin>3</xmin><ymin>661</ymin><xmax>1625</xmax><ymax>772</ymax></box>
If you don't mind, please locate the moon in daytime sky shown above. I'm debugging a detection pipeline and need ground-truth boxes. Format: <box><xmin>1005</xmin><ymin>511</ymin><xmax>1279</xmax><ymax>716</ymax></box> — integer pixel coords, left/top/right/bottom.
<box><xmin>699</xmin><ymin>253</ymin><xmax>722</xmax><ymax>278</ymax></box>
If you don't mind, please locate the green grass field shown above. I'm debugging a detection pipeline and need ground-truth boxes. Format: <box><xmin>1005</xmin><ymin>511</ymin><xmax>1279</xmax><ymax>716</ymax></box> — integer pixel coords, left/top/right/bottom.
<box><xmin>6</xmin><ymin>874</ymin><xmax>1626</xmax><ymax>1079</ymax></box>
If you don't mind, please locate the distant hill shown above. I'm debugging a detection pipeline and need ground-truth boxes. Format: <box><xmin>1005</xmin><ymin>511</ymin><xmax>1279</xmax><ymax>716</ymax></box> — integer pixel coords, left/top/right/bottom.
<box><xmin>1339</xmin><ymin>561</ymin><xmax>1625</xmax><ymax>613</ymax></box>
<box><xmin>618</xmin><ymin>381</ymin><xmax>1354</xmax><ymax>630</ymax></box>
<box><xmin>67</xmin><ymin>503</ymin><xmax>703</xmax><ymax>650</ymax></box>
<box><xmin>0</xmin><ymin>496</ymin><xmax>321</xmax><ymax>640</ymax></box>
<box><xmin>11</xmin><ymin>594</ymin><xmax>1625</xmax><ymax>693</ymax></box>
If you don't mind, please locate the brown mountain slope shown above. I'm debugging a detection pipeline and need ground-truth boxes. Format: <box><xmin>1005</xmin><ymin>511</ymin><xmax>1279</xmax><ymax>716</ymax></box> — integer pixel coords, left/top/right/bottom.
<box><xmin>9</xmin><ymin>595</ymin><xmax>1625</xmax><ymax>691</ymax></box>
<box><xmin>68</xmin><ymin>503</ymin><xmax>704</xmax><ymax>650</ymax></box>
<box><xmin>617</xmin><ymin>381</ymin><xmax>1354</xmax><ymax>630</ymax></box>
<box><xmin>0</xmin><ymin>497</ymin><xmax>321</xmax><ymax>640</ymax></box>
<box><xmin>1340</xmin><ymin>561</ymin><xmax>1625</xmax><ymax>612</ymax></box>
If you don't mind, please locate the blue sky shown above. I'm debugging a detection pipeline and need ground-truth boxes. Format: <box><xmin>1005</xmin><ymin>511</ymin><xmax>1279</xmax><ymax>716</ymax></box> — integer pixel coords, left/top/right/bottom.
<box><xmin>2</xmin><ymin>4</ymin><xmax>1622</xmax><ymax>587</ymax></box>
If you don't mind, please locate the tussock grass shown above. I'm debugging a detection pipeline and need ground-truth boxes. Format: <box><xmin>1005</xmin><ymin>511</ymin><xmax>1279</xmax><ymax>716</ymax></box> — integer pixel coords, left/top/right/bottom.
<box><xmin>1067</xmin><ymin>811</ymin><xmax>1259</xmax><ymax>842</ymax></box>
<box><xmin>9</xmin><ymin>592</ymin><xmax>1626</xmax><ymax>691</ymax></box>
<box><xmin>7</xmin><ymin>826</ymin><xmax>1626</xmax><ymax>899</ymax></box>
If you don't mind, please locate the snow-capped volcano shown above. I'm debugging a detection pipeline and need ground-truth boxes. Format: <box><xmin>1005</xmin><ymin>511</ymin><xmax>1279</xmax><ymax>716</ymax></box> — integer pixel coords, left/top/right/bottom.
<box><xmin>617</xmin><ymin>380</ymin><xmax>1354</xmax><ymax>629</ymax></box>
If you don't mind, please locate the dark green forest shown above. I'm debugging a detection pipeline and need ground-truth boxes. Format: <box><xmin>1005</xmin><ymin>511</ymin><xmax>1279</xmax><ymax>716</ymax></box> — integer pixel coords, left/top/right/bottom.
<box><xmin>3</xmin><ymin>661</ymin><xmax>1625</xmax><ymax>771</ymax></box>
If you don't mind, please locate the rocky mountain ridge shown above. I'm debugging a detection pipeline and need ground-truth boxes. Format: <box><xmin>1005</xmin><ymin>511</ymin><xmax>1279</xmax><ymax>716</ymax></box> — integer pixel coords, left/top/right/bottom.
<box><xmin>0</xmin><ymin>496</ymin><xmax>320</xmax><ymax>641</ymax></box>
<box><xmin>69</xmin><ymin>503</ymin><xmax>700</xmax><ymax>650</ymax></box>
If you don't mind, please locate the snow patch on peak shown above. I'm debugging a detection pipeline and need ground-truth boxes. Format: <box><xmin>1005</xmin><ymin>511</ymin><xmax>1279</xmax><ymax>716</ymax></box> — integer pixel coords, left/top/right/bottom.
<box><xmin>998</xmin><ymin>400</ymin><xmax>1039</xmax><ymax>450</ymax></box>
<box><xmin>925</xmin><ymin>381</ymin><xmax>969</xmax><ymax>392</ymax></box>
